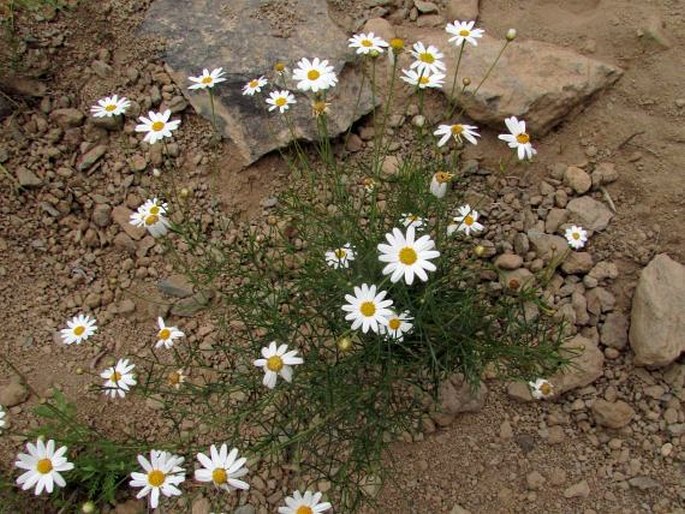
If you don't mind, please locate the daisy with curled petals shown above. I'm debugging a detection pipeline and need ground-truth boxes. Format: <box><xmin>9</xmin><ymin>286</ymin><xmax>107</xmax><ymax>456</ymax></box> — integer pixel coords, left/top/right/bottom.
<box><xmin>101</xmin><ymin>358</ymin><xmax>136</xmax><ymax>398</ymax></box>
<box><xmin>167</xmin><ymin>369</ymin><xmax>187</xmax><ymax>389</ymax></box>
<box><xmin>253</xmin><ymin>342</ymin><xmax>304</xmax><ymax>389</ymax></box>
<box><xmin>279</xmin><ymin>490</ymin><xmax>332</xmax><ymax>514</ymax></box>
<box><xmin>378</xmin><ymin>226</ymin><xmax>440</xmax><ymax>285</ymax></box>
<box><xmin>342</xmin><ymin>283</ymin><xmax>393</xmax><ymax>334</ymax></box>
<box><xmin>135</xmin><ymin>110</ymin><xmax>180</xmax><ymax>145</ymax></box>
<box><xmin>409</xmin><ymin>42</ymin><xmax>446</xmax><ymax>76</ymax></box>
<box><xmin>565</xmin><ymin>225</ymin><xmax>588</xmax><ymax>250</ymax></box>
<box><xmin>266</xmin><ymin>90</ymin><xmax>297</xmax><ymax>114</ymax></box>
<box><xmin>361</xmin><ymin>176</ymin><xmax>377</xmax><ymax>193</ymax></box>
<box><xmin>429</xmin><ymin>171</ymin><xmax>454</xmax><ymax>199</ymax></box>
<box><xmin>447</xmin><ymin>204</ymin><xmax>485</xmax><ymax>236</ymax></box>
<box><xmin>434</xmin><ymin>123</ymin><xmax>480</xmax><ymax>147</ymax></box>
<box><xmin>130</xmin><ymin>450</ymin><xmax>185</xmax><ymax>509</ymax></box>
<box><xmin>242</xmin><ymin>76</ymin><xmax>268</xmax><ymax>96</ymax></box>
<box><xmin>529</xmin><ymin>378</ymin><xmax>554</xmax><ymax>400</ymax></box>
<box><xmin>15</xmin><ymin>438</ymin><xmax>74</xmax><ymax>495</ymax></box>
<box><xmin>292</xmin><ymin>57</ymin><xmax>338</xmax><ymax>93</ymax></box>
<box><xmin>400</xmin><ymin>213</ymin><xmax>425</xmax><ymax>230</ymax></box>
<box><xmin>325</xmin><ymin>243</ymin><xmax>355</xmax><ymax>269</ymax></box>
<box><xmin>60</xmin><ymin>314</ymin><xmax>97</xmax><ymax>345</ymax></box>
<box><xmin>90</xmin><ymin>94</ymin><xmax>131</xmax><ymax>118</ymax></box>
<box><xmin>380</xmin><ymin>310</ymin><xmax>414</xmax><ymax>341</ymax></box>
<box><xmin>400</xmin><ymin>68</ymin><xmax>445</xmax><ymax>89</ymax></box>
<box><xmin>188</xmin><ymin>68</ymin><xmax>226</xmax><ymax>90</ymax></box>
<box><xmin>348</xmin><ymin>32</ymin><xmax>389</xmax><ymax>55</ymax></box>
<box><xmin>445</xmin><ymin>20</ymin><xmax>485</xmax><ymax>47</ymax></box>
<box><xmin>498</xmin><ymin>116</ymin><xmax>537</xmax><ymax>160</ymax></box>
<box><xmin>195</xmin><ymin>444</ymin><xmax>249</xmax><ymax>493</ymax></box>
<box><xmin>0</xmin><ymin>405</ymin><xmax>6</xmax><ymax>431</ymax></box>
<box><xmin>130</xmin><ymin>203</ymin><xmax>171</xmax><ymax>238</ymax></box>
<box><xmin>155</xmin><ymin>317</ymin><xmax>185</xmax><ymax>349</ymax></box>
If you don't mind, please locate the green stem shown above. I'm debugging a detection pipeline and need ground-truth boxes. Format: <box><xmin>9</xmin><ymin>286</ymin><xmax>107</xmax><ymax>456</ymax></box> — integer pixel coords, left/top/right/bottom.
<box><xmin>448</xmin><ymin>43</ymin><xmax>466</xmax><ymax>105</ymax></box>
<box><xmin>208</xmin><ymin>88</ymin><xmax>219</xmax><ymax>140</ymax></box>
<box><xmin>457</xmin><ymin>40</ymin><xmax>510</xmax><ymax>119</ymax></box>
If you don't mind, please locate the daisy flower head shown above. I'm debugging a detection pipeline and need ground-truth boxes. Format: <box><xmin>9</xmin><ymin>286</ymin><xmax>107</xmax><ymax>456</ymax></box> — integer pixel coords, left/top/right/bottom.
<box><xmin>348</xmin><ymin>32</ymin><xmax>389</xmax><ymax>55</ymax></box>
<box><xmin>15</xmin><ymin>438</ymin><xmax>74</xmax><ymax>495</ymax></box>
<box><xmin>253</xmin><ymin>342</ymin><xmax>304</xmax><ymax>389</ymax></box>
<box><xmin>342</xmin><ymin>283</ymin><xmax>393</xmax><ymax>334</ymax></box>
<box><xmin>361</xmin><ymin>176</ymin><xmax>378</xmax><ymax>193</ymax></box>
<box><xmin>409</xmin><ymin>42</ymin><xmax>446</xmax><ymax>76</ymax></box>
<box><xmin>266</xmin><ymin>90</ymin><xmax>297</xmax><ymax>114</ymax></box>
<box><xmin>378</xmin><ymin>226</ymin><xmax>440</xmax><ymax>285</ymax></box>
<box><xmin>292</xmin><ymin>57</ymin><xmax>338</xmax><ymax>93</ymax></box>
<box><xmin>60</xmin><ymin>314</ymin><xmax>97</xmax><ymax>345</ymax></box>
<box><xmin>529</xmin><ymin>378</ymin><xmax>554</xmax><ymax>400</ymax></box>
<box><xmin>445</xmin><ymin>20</ymin><xmax>485</xmax><ymax>47</ymax></box>
<box><xmin>498</xmin><ymin>116</ymin><xmax>537</xmax><ymax>160</ymax></box>
<box><xmin>400</xmin><ymin>213</ymin><xmax>425</xmax><ymax>230</ymax></box>
<box><xmin>400</xmin><ymin>68</ymin><xmax>445</xmax><ymax>89</ymax></box>
<box><xmin>279</xmin><ymin>490</ymin><xmax>332</xmax><ymax>514</ymax></box>
<box><xmin>167</xmin><ymin>368</ymin><xmax>187</xmax><ymax>389</ymax></box>
<box><xmin>0</xmin><ymin>405</ymin><xmax>5</xmax><ymax>431</ymax></box>
<box><xmin>447</xmin><ymin>204</ymin><xmax>485</xmax><ymax>236</ymax></box>
<box><xmin>325</xmin><ymin>243</ymin><xmax>355</xmax><ymax>269</ymax></box>
<box><xmin>430</xmin><ymin>171</ymin><xmax>454</xmax><ymax>199</ymax></box>
<box><xmin>195</xmin><ymin>444</ymin><xmax>249</xmax><ymax>493</ymax></box>
<box><xmin>188</xmin><ymin>67</ymin><xmax>227</xmax><ymax>90</ymax></box>
<box><xmin>140</xmin><ymin>197</ymin><xmax>169</xmax><ymax>216</ymax></box>
<box><xmin>380</xmin><ymin>310</ymin><xmax>414</xmax><ymax>341</ymax></box>
<box><xmin>155</xmin><ymin>317</ymin><xmax>185</xmax><ymax>349</ymax></box>
<box><xmin>434</xmin><ymin>123</ymin><xmax>480</xmax><ymax>147</ymax></box>
<box><xmin>311</xmin><ymin>99</ymin><xmax>331</xmax><ymax>118</ymax></box>
<box><xmin>130</xmin><ymin>201</ymin><xmax>171</xmax><ymax>238</ymax></box>
<box><xmin>130</xmin><ymin>450</ymin><xmax>185</xmax><ymax>509</ymax></box>
<box><xmin>273</xmin><ymin>61</ymin><xmax>288</xmax><ymax>75</ymax></box>
<box><xmin>100</xmin><ymin>358</ymin><xmax>136</xmax><ymax>398</ymax></box>
<box><xmin>90</xmin><ymin>94</ymin><xmax>131</xmax><ymax>117</ymax></box>
<box><xmin>135</xmin><ymin>110</ymin><xmax>180</xmax><ymax>145</ymax></box>
<box><xmin>242</xmin><ymin>76</ymin><xmax>268</xmax><ymax>96</ymax></box>
<box><xmin>565</xmin><ymin>225</ymin><xmax>588</xmax><ymax>250</ymax></box>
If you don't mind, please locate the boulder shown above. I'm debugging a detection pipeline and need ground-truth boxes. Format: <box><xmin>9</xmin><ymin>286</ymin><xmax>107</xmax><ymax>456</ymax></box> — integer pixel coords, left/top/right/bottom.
<box><xmin>591</xmin><ymin>399</ymin><xmax>634</xmax><ymax>429</ymax></box>
<box><xmin>566</xmin><ymin>196</ymin><xmax>614</xmax><ymax>231</ymax></box>
<box><xmin>549</xmin><ymin>335</ymin><xmax>604</xmax><ymax>394</ymax></box>
<box><xmin>446</xmin><ymin>0</ymin><xmax>479</xmax><ymax>21</ymax></box>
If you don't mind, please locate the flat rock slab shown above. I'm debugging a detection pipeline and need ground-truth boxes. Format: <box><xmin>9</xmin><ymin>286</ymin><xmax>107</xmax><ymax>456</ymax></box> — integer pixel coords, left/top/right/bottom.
<box><xmin>141</xmin><ymin>0</ymin><xmax>376</xmax><ymax>165</ymax></box>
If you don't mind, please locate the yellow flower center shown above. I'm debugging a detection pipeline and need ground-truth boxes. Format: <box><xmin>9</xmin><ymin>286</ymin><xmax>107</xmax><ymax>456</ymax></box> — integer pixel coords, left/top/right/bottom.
<box><xmin>105</xmin><ymin>104</ymin><xmax>117</xmax><ymax>112</ymax></box>
<box><xmin>572</xmin><ymin>232</ymin><xmax>580</xmax><ymax>240</ymax></box>
<box><xmin>399</xmin><ymin>247</ymin><xmax>418</xmax><ymax>265</ymax></box>
<box><xmin>145</xmin><ymin>214</ymin><xmax>159</xmax><ymax>226</ymax></box>
<box><xmin>390</xmin><ymin>38</ymin><xmax>404</xmax><ymax>51</ymax></box>
<box><xmin>334</xmin><ymin>248</ymin><xmax>347</xmax><ymax>259</ymax></box>
<box><xmin>73</xmin><ymin>325</ymin><xmax>86</xmax><ymax>336</ymax></box>
<box><xmin>151</xmin><ymin>121</ymin><xmax>165</xmax><ymax>132</ymax></box>
<box><xmin>249</xmin><ymin>79</ymin><xmax>259</xmax><ymax>88</ymax></box>
<box><xmin>149</xmin><ymin>205</ymin><xmax>160</xmax><ymax>215</ymax></box>
<box><xmin>168</xmin><ymin>371</ymin><xmax>182</xmax><ymax>386</ymax></box>
<box><xmin>435</xmin><ymin>171</ymin><xmax>453</xmax><ymax>184</ymax></box>
<box><xmin>266</xmin><ymin>355</ymin><xmax>284</xmax><ymax>372</ymax></box>
<box><xmin>459</xmin><ymin>29</ymin><xmax>470</xmax><ymax>37</ymax></box>
<box><xmin>296</xmin><ymin>507</ymin><xmax>313</xmax><ymax>514</ymax></box>
<box><xmin>147</xmin><ymin>469</ymin><xmax>166</xmax><ymax>487</ymax></box>
<box><xmin>110</xmin><ymin>371</ymin><xmax>122</xmax><ymax>382</ymax></box>
<box><xmin>202</xmin><ymin>76</ymin><xmax>213</xmax><ymax>84</ymax></box>
<box><xmin>540</xmin><ymin>382</ymin><xmax>553</xmax><ymax>396</ymax></box>
<box><xmin>158</xmin><ymin>328</ymin><xmax>171</xmax><ymax>340</ymax></box>
<box><xmin>419</xmin><ymin>76</ymin><xmax>430</xmax><ymax>85</ymax></box>
<box><xmin>451</xmin><ymin>124</ymin><xmax>463</xmax><ymax>135</ymax></box>
<box><xmin>361</xmin><ymin>39</ymin><xmax>373</xmax><ymax>47</ymax></box>
<box><xmin>36</xmin><ymin>458</ymin><xmax>53</xmax><ymax>474</ymax></box>
<box><xmin>360</xmin><ymin>301</ymin><xmax>376</xmax><ymax>317</ymax></box>
<box><xmin>516</xmin><ymin>132</ymin><xmax>530</xmax><ymax>144</ymax></box>
<box><xmin>274</xmin><ymin>62</ymin><xmax>286</xmax><ymax>72</ymax></box>
<box><xmin>388</xmin><ymin>318</ymin><xmax>401</xmax><ymax>331</ymax></box>
<box><xmin>419</xmin><ymin>52</ymin><xmax>435</xmax><ymax>64</ymax></box>
<box><xmin>307</xmin><ymin>69</ymin><xmax>321</xmax><ymax>81</ymax></box>
<box><xmin>312</xmin><ymin>100</ymin><xmax>329</xmax><ymax>116</ymax></box>
<box><xmin>464</xmin><ymin>215</ymin><xmax>474</xmax><ymax>226</ymax></box>
<box><xmin>275</xmin><ymin>97</ymin><xmax>287</xmax><ymax>107</ymax></box>
<box><xmin>212</xmin><ymin>467</ymin><xmax>228</xmax><ymax>484</ymax></box>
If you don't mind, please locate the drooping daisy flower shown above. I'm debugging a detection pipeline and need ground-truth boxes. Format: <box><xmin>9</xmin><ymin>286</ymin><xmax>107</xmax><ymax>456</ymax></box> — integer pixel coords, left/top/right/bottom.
<box><xmin>100</xmin><ymin>358</ymin><xmax>136</xmax><ymax>398</ymax></box>
<box><xmin>279</xmin><ymin>490</ymin><xmax>332</xmax><ymax>514</ymax></box>
<box><xmin>90</xmin><ymin>94</ymin><xmax>131</xmax><ymax>117</ymax></box>
<box><xmin>60</xmin><ymin>314</ymin><xmax>97</xmax><ymax>345</ymax></box>
<box><xmin>311</xmin><ymin>99</ymin><xmax>331</xmax><ymax>118</ymax></box>
<box><xmin>445</xmin><ymin>20</ymin><xmax>485</xmax><ymax>47</ymax></box>
<box><xmin>498</xmin><ymin>116</ymin><xmax>537</xmax><ymax>160</ymax></box>
<box><xmin>135</xmin><ymin>110</ymin><xmax>181</xmax><ymax>145</ymax></box>
<box><xmin>380</xmin><ymin>310</ymin><xmax>414</xmax><ymax>341</ymax></box>
<box><xmin>15</xmin><ymin>438</ymin><xmax>74</xmax><ymax>495</ymax></box>
<box><xmin>253</xmin><ymin>342</ymin><xmax>304</xmax><ymax>389</ymax></box>
<box><xmin>529</xmin><ymin>378</ymin><xmax>554</xmax><ymax>400</ymax></box>
<box><xmin>188</xmin><ymin>68</ymin><xmax>227</xmax><ymax>90</ymax></box>
<box><xmin>400</xmin><ymin>68</ymin><xmax>446</xmax><ymax>89</ymax></box>
<box><xmin>565</xmin><ymin>225</ymin><xmax>588</xmax><ymax>250</ymax></box>
<box><xmin>194</xmin><ymin>444</ymin><xmax>249</xmax><ymax>493</ymax></box>
<box><xmin>273</xmin><ymin>62</ymin><xmax>288</xmax><ymax>75</ymax></box>
<box><xmin>429</xmin><ymin>171</ymin><xmax>454</xmax><ymax>198</ymax></box>
<box><xmin>130</xmin><ymin>202</ymin><xmax>172</xmax><ymax>238</ymax></box>
<box><xmin>130</xmin><ymin>450</ymin><xmax>185</xmax><ymax>509</ymax></box>
<box><xmin>348</xmin><ymin>32</ymin><xmax>389</xmax><ymax>55</ymax></box>
<box><xmin>167</xmin><ymin>369</ymin><xmax>187</xmax><ymax>389</ymax></box>
<box><xmin>266</xmin><ymin>90</ymin><xmax>297</xmax><ymax>114</ymax></box>
<box><xmin>378</xmin><ymin>226</ymin><xmax>440</xmax><ymax>285</ymax></box>
<box><xmin>155</xmin><ymin>317</ymin><xmax>185</xmax><ymax>349</ymax></box>
<box><xmin>400</xmin><ymin>213</ymin><xmax>425</xmax><ymax>230</ymax></box>
<box><xmin>434</xmin><ymin>123</ymin><xmax>480</xmax><ymax>147</ymax></box>
<box><xmin>342</xmin><ymin>283</ymin><xmax>393</xmax><ymax>334</ymax></box>
<box><xmin>0</xmin><ymin>405</ymin><xmax>5</xmax><ymax>431</ymax></box>
<box><xmin>447</xmin><ymin>204</ymin><xmax>485</xmax><ymax>236</ymax></box>
<box><xmin>242</xmin><ymin>76</ymin><xmax>268</xmax><ymax>96</ymax></box>
<box><xmin>361</xmin><ymin>176</ymin><xmax>377</xmax><ymax>193</ymax></box>
<box><xmin>409</xmin><ymin>42</ymin><xmax>446</xmax><ymax>76</ymax></box>
<box><xmin>325</xmin><ymin>243</ymin><xmax>355</xmax><ymax>269</ymax></box>
<box><xmin>292</xmin><ymin>57</ymin><xmax>338</xmax><ymax>93</ymax></box>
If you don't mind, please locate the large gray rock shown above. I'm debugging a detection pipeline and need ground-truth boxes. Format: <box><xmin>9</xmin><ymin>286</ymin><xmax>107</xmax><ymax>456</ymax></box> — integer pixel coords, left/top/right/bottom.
<box><xmin>566</xmin><ymin>196</ymin><xmax>614</xmax><ymax>231</ymax></box>
<box><xmin>141</xmin><ymin>0</ymin><xmax>376</xmax><ymax>165</ymax></box>
<box><xmin>630</xmin><ymin>254</ymin><xmax>685</xmax><ymax>367</ymax></box>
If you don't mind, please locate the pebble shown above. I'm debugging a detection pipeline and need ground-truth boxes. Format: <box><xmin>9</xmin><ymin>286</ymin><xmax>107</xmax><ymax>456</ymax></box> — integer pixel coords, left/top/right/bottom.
<box><xmin>50</xmin><ymin>108</ymin><xmax>84</xmax><ymax>128</ymax></box>
<box><xmin>112</xmin><ymin>205</ymin><xmax>146</xmax><ymax>240</ymax></box>
<box><xmin>77</xmin><ymin>145</ymin><xmax>107</xmax><ymax>172</ymax></box>
<box><xmin>561</xmin><ymin>252</ymin><xmax>594</xmax><ymax>274</ymax></box>
<box><xmin>494</xmin><ymin>253</ymin><xmax>523</xmax><ymax>270</ymax></box>
<box><xmin>16</xmin><ymin>167</ymin><xmax>43</xmax><ymax>187</ymax></box>
<box><xmin>563</xmin><ymin>479</ymin><xmax>590</xmax><ymax>498</ymax></box>
<box><xmin>591</xmin><ymin>399</ymin><xmax>635</xmax><ymax>429</ymax></box>
<box><xmin>92</xmin><ymin>204</ymin><xmax>112</xmax><ymax>228</ymax></box>
<box><xmin>564</xmin><ymin>166</ymin><xmax>592</xmax><ymax>194</ymax></box>
<box><xmin>0</xmin><ymin>379</ymin><xmax>30</xmax><ymax>407</ymax></box>
<box><xmin>526</xmin><ymin>471</ymin><xmax>546</xmax><ymax>490</ymax></box>
<box><xmin>499</xmin><ymin>419</ymin><xmax>513</xmax><ymax>440</ymax></box>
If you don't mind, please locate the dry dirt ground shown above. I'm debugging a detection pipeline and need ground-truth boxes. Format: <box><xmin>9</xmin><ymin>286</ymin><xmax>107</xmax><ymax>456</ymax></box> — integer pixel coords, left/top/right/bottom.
<box><xmin>0</xmin><ymin>0</ymin><xmax>683</xmax><ymax>513</ymax></box>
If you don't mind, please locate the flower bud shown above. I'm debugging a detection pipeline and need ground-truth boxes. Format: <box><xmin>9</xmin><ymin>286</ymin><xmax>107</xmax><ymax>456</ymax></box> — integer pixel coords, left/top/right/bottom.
<box><xmin>506</xmin><ymin>28</ymin><xmax>517</xmax><ymax>41</ymax></box>
<box><xmin>474</xmin><ymin>245</ymin><xmax>486</xmax><ymax>257</ymax></box>
<box><xmin>179</xmin><ymin>187</ymin><xmax>190</xmax><ymax>198</ymax></box>
<box><xmin>81</xmin><ymin>501</ymin><xmax>96</xmax><ymax>514</ymax></box>
<box><xmin>337</xmin><ymin>336</ymin><xmax>353</xmax><ymax>352</ymax></box>
<box><xmin>390</xmin><ymin>38</ymin><xmax>405</xmax><ymax>53</ymax></box>
<box><xmin>152</xmin><ymin>168</ymin><xmax>161</xmax><ymax>177</ymax></box>
<box><xmin>462</xmin><ymin>77</ymin><xmax>471</xmax><ymax>86</ymax></box>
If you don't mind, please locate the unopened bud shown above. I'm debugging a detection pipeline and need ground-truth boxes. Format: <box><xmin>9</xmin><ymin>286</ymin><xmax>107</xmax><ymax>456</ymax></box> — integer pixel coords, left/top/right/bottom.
<box><xmin>390</xmin><ymin>38</ymin><xmax>405</xmax><ymax>53</ymax></box>
<box><xmin>75</xmin><ymin>367</ymin><xmax>84</xmax><ymax>375</ymax></box>
<box><xmin>462</xmin><ymin>77</ymin><xmax>471</xmax><ymax>86</ymax></box>
<box><xmin>474</xmin><ymin>245</ymin><xmax>486</xmax><ymax>257</ymax></box>
<box><xmin>337</xmin><ymin>336</ymin><xmax>353</xmax><ymax>352</ymax></box>
<box><xmin>179</xmin><ymin>187</ymin><xmax>190</xmax><ymax>198</ymax></box>
<box><xmin>81</xmin><ymin>501</ymin><xmax>96</xmax><ymax>514</ymax></box>
<box><xmin>152</xmin><ymin>168</ymin><xmax>161</xmax><ymax>177</ymax></box>
<box><xmin>506</xmin><ymin>28</ymin><xmax>517</xmax><ymax>41</ymax></box>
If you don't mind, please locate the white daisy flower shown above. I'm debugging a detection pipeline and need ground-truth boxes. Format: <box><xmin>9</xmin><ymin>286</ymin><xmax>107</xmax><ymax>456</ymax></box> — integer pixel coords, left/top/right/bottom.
<box><xmin>130</xmin><ymin>202</ymin><xmax>172</xmax><ymax>238</ymax></box>
<box><xmin>253</xmin><ymin>342</ymin><xmax>304</xmax><ymax>389</ymax></box>
<box><xmin>429</xmin><ymin>171</ymin><xmax>454</xmax><ymax>199</ymax></box>
<box><xmin>279</xmin><ymin>490</ymin><xmax>332</xmax><ymax>514</ymax></box>
<box><xmin>155</xmin><ymin>317</ymin><xmax>185</xmax><ymax>349</ymax></box>
<box><xmin>140</xmin><ymin>197</ymin><xmax>169</xmax><ymax>216</ymax></box>
<box><xmin>434</xmin><ymin>123</ymin><xmax>480</xmax><ymax>147</ymax></box>
<box><xmin>565</xmin><ymin>225</ymin><xmax>588</xmax><ymax>250</ymax></box>
<box><xmin>378</xmin><ymin>226</ymin><xmax>440</xmax><ymax>285</ymax></box>
<box><xmin>0</xmin><ymin>405</ymin><xmax>5</xmax><ymax>431</ymax></box>
<box><xmin>447</xmin><ymin>204</ymin><xmax>485</xmax><ymax>236</ymax></box>
<box><xmin>498</xmin><ymin>116</ymin><xmax>537</xmax><ymax>160</ymax></box>
<box><xmin>325</xmin><ymin>243</ymin><xmax>355</xmax><ymax>269</ymax></box>
<box><xmin>529</xmin><ymin>378</ymin><xmax>554</xmax><ymax>400</ymax></box>
<box><xmin>342</xmin><ymin>283</ymin><xmax>393</xmax><ymax>334</ymax></box>
<box><xmin>266</xmin><ymin>90</ymin><xmax>297</xmax><ymax>114</ymax></box>
<box><xmin>400</xmin><ymin>68</ymin><xmax>446</xmax><ymax>89</ymax></box>
<box><xmin>130</xmin><ymin>450</ymin><xmax>185</xmax><ymax>509</ymax></box>
<box><xmin>135</xmin><ymin>110</ymin><xmax>181</xmax><ymax>145</ymax></box>
<box><xmin>292</xmin><ymin>57</ymin><xmax>338</xmax><ymax>93</ymax></box>
<box><xmin>194</xmin><ymin>444</ymin><xmax>249</xmax><ymax>493</ymax></box>
<box><xmin>380</xmin><ymin>310</ymin><xmax>413</xmax><ymax>341</ymax></box>
<box><xmin>188</xmin><ymin>67</ymin><xmax>227</xmax><ymax>90</ymax></box>
<box><xmin>100</xmin><ymin>358</ymin><xmax>136</xmax><ymax>398</ymax></box>
<box><xmin>400</xmin><ymin>213</ymin><xmax>425</xmax><ymax>230</ymax></box>
<box><xmin>409</xmin><ymin>42</ymin><xmax>446</xmax><ymax>76</ymax></box>
<box><xmin>167</xmin><ymin>369</ymin><xmax>187</xmax><ymax>389</ymax></box>
<box><xmin>15</xmin><ymin>438</ymin><xmax>74</xmax><ymax>495</ymax></box>
<box><xmin>90</xmin><ymin>94</ymin><xmax>131</xmax><ymax>117</ymax></box>
<box><xmin>60</xmin><ymin>314</ymin><xmax>97</xmax><ymax>345</ymax></box>
<box><xmin>348</xmin><ymin>32</ymin><xmax>389</xmax><ymax>55</ymax></box>
<box><xmin>445</xmin><ymin>20</ymin><xmax>485</xmax><ymax>47</ymax></box>
<box><xmin>242</xmin><ymin>76</ymin><xmax>268</xmax><ymax>96</ymax></box>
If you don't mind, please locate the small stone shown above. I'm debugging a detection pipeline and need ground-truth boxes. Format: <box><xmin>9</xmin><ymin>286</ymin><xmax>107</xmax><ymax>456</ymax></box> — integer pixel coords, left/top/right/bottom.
<box><xmin>167</xmin><ymin>96</ymin><xmax>188</xmax><ymax>113</ymax></box>
<box><xmin>566</xmin><ymin>196</ymin><xmax>614</xmax><ymax>232</ymax></box>
<box><xmin>171</xmin><ymin>290</ymin><xmax>213</xmax><ymax>317</ymax></box>
<box><xmin>506</xmin><ymin>381</ymin><xmax>533</xmax><ymax>402</ymax></box>
<box><xmin>592</xmin><ymin>162</ymin><xmax>618</xmax><ymax>187</ymax></box>
<box><xmin>628</xmin><ymin>476</ymin><xmax>660</xmax><ymax>491</ymax></box>
<box><xmin>601</xmin><ymin>312</ymin><xmax>628</xmax><ymax>349</ymax></box>
<box><xmin>449</xmin><ymin>505</ymin><xmax>472</xmax><ymax>514</ymax></box>
<box><xmin>92</xmin><ymin>204</ymin><xmax>112</xmax><ymax>228</ymax></box>
<box><xmin>381</xmin><ymin>155</ymin><xmax>401</xmax><ymax>177</ymax></box>
<box><xmin>514</xmin><ymin>233</ymin><xmax>529</xmax><ymax>255</ymax></box>
<box><xmin>414</xmin><ymin>0</ymin><xmax>438</xmax><ymax>14</ymax></box>
<box><xmin>114</xmin><ymin>499</ymin><xmax>146</xmax><ymax>514</ymax></box>
<box><xmin>0</xmin><ymin>379</ymin><xmax>29</xmax><ymax>407</ymax></box>
<box><xmin>113</xmin><ymin>205</ymin><xmax>146</xmax><ymax>240</ymax></box>
<box><xmin>77</xmin><ymin>145</ymin><xmax>107</xmax><ymax>172</ymax></box>
<box><xmin>561</xmin><ymin>252</ymin><xmax>593</xmax><ymax>275</ymax></box>
<box><xmin>545</xmin><ymin>208</ymin><xmax>568</xmax><ymax>233</ymax></box>
<box><xmin>494</xmin><ymin>253</ymin><xmax>523</xmax><ymax>270</ymax></box>
<box><xmin>499</xmin><ymin>420</ymin><xmax>513</xmax><ymax>440</ymax></box>
<box><xmin>191</xmin><ymin>496</ymin><xmax>211</xmax><ymax>514</ymax></box>
<box><xmin>362</xmin><ymin>17</ymin><xmax>395</xmax><ymax>44</ymax></box>
<box><xmin>117</xmin><ymin>299</ymin><xmax>136</xmax><ymax>315</ymax></box>
<box><xmin>588</xmin><ymin>261</ymin><xmax>619</xmax><ymax>282</ymax></box>
<box><xmin>564</xmin><ymin>480</ymin><xmax>590</xmax><ymax>498</ymax></box>
<box><xmin>130</xmin><ymin>154</ymin><xmax>148</xmax><ymax>172</ymax></box>
<box><xmin>345</xmin><ymin>134</ymin><xmax>363</xmax><ymax>152</ymax></box>
<box><xmin>527</xmin><ymin>230</ymin><xmax>567</xmax><ymax>262</ymax></box>
<box><xmin>91</xmin><ymin>60</ymin><xmax>113</xmax><ymax>78</ymax></box>
<box><xmin>526</xmin><ymin>471</ymin><xmax>546</xmax><ymax>491</ymax></box>
<box><xmin>158</xmin><ymin>275</ymin><xmax>194</xmax><ymax>298</ymax></box>
<box><xmin>550</xmin><ymin>335</ymin><xmax>604</xmax><ymax>394</ymax></box>
<box><xmin>113</xmin><ymin>233</ymin><xmax>137</xmax><ymax>254</ymax></box>
<box><xmin>234</xmin><ymin>506</ymin><xmax>256</xmax><ymax>514</ymax></box>
<box><xmin>564</xmin><ymin>166</ymin><xmax>592</xmax><ymax>194</ymax></box>
<box><xmin>16</xmin><ymin>167</ymin><xmax>42</xmax><ymax>188</ymax></box>
<box><xmin>547</xmin><ymin>425</ymin><xmax>565</xmax><ymax>444</ymax></box>
<box><xmin>50</xmin><ymin>108</ymin><xmax>85</xmax><ymax>128</ymax></box>
<box><xmin>591</xmin><ymin>399</ymin><xmax>635</xmax><ymax>429</ymax></box>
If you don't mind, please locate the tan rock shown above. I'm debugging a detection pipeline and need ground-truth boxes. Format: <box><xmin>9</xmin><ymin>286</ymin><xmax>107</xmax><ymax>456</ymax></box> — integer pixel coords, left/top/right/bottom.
<box><xmin>550</xmin><ymin>335</ymin><xmax>604</xmax><ymax>394</ymax></box>
<box><xmin>591</xmin><ymin>399</ymin><xmax>635</xmax><ymax>429</ymax></box>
